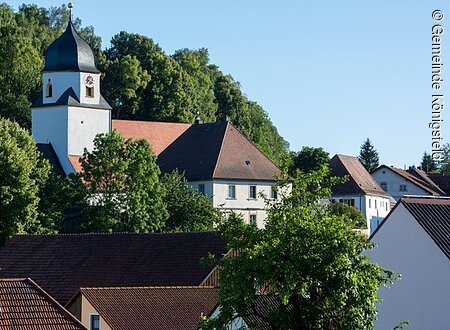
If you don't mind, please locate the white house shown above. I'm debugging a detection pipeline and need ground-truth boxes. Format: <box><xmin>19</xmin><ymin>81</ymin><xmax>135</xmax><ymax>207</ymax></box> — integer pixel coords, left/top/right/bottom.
<box><xmin>329</xmin><ymin>155</ymin><xmax>391</xmax><ymax>234</ymax></box>
<box><xmin>31</xmin><ymin>18</ymin><xmax>283</xmax><ymax>227</ymax></box>
<box><xmin>368</xmin><ymin>196</ymin><xmax>450</xmax><ymax>330</ymax></box>
<box><xmin>372</xmin><ymin>165</ymin><xmax>444</xmax><ymax>201</ymax></box>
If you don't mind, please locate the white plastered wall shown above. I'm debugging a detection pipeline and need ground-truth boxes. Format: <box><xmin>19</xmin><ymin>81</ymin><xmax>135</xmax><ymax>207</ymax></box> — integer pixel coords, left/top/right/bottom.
<box><xmin>368</xmin><ymin>204</ymin><xmax>450</xmax><ymax>329</ymax></box>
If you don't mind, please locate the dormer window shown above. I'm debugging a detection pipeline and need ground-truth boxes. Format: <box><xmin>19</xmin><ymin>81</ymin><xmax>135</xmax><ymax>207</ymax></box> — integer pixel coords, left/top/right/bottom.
<box><xmin>46</xmin><ymin>80</ymin><xmax>52</xmax><ymax>98</ymax></box>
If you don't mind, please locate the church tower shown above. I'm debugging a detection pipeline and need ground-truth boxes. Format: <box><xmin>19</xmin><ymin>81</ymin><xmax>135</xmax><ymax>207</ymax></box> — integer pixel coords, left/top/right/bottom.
<box><xmin>32</xmin><ymin>16</ymin><xmax>111</xmax><ymax>174</ymax></box>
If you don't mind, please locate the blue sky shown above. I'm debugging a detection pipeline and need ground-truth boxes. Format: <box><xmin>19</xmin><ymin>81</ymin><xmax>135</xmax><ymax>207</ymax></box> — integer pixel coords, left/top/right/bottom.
<box><xmin>7</xmin><ymin>0</ymin><xmax>450</xmax><ymax>167</ymax></box>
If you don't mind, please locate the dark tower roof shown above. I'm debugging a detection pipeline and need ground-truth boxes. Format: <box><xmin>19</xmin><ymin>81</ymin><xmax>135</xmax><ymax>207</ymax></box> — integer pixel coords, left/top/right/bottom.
<box><xmin>43</xmin><ymin>20</ymin><xmax>100</xmax><ymax>73</ymax></box>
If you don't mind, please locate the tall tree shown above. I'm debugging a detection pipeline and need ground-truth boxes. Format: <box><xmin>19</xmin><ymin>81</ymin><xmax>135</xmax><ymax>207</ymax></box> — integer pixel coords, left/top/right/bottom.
<box><xmin>420</xmin><ymin>151</ymin><xmax>438</xmax><ymax>173</ymax></box>
<box><xmin>201</xmin><ymin>168</ymin><xmax>396</xmax><ymax>329</ymax></box>
<box><xmin>358</xmin><ymin>138</ymin><xmax>379</xmax><ymax>173</ymax></box>
<box><xmin>161</xmin><ymin>170</ymin><xmax>219</xmax><ymax>232</ymax></box>
<box><xmin>0</xmin><ymin>118</ymin><xmax>51</xmax><ymax>245</ymax></box>
<box><xmin>79</xmin><ymin>131</ymin><xmax>167</xmax><ymax>233</ymax></box>
<box><xmin>290</xmin><ymin>146</ymin><xmax>330</xmax><ymax>174</ymax></box>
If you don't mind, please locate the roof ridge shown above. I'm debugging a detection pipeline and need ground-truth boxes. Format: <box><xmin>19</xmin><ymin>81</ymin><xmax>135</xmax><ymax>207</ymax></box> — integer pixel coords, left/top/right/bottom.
<box><xmin>80</xmin><ymin>286</ymin><xmax>217</xmax><ymax>290</ymax></box>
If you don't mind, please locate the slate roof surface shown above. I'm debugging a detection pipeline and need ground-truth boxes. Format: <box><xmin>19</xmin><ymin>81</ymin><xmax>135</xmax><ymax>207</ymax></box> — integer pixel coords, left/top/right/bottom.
<box><xmin>0</xmin><ymin>232</ymin><xmax>227</xmax><ymax>305</ymax></box>
<box><xmin>37</xmin><ymin>143</ymin><xmax>65</xmax><ymax>176</ymax></box>
<box><xmin>407</xmin><ymin>167</ymin><xmax>445</xmax><ymax>195</ymax></box>
<box><xmin>0</xmin><ymin>278</ymin><xmax>86</xmax><ymax>329</ymax></box>
<box><xmin>68</xmin><ymin>286</ymin><xmax>219</xmax><ymax>330</ymax></box>
<box><xmin>33</xmin><ymin>87</ymin><xmax>112</xmax><ymax>110</ymax></box>
<box><xmin>44</xmin><ymin>20</ymin><xmax>99</xmax><ymax>73</ymax></box>
<box><xmin>428</xmin><ymin>173</ymin><xmax>450</xmax><ymax>196</ymax></box>
<box><xmin>157</xmin><ymin>121</ymin><xmax>281</xmax><ymax>181</ymax></box>
<box><xmin>376</xmin><ymin>165</ymin><xmax>443</xmax><ymax>196</ymax></box>
<box><xmin>401</xmin><ymin>197</ymin><xmax>450</xmax><ymax>260</ymax></box>
<box><xmin>112</xmin><ymin>120</ymin><xmax>191</xmax><ymax>155</ymax></box>
<box><xmin>329</xmin><ymin>154</ymin><xmax>389</xmax><ymax>197</ymax></box>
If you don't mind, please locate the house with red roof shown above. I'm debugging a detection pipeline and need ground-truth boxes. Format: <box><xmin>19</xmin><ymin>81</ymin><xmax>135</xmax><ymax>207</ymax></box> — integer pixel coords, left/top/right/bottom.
<box><xmin>368</xmin><ymin>196</ymin><xmax>450</xmax><ymax>329</ymax></box>
<box><xmin>372</xmin><ymin>165</ymin><xmax>445</xmax><ymax>201</ymax></box>
<box><xmin>31</xmin><ymin>18</ymin><xmax>283</xmax><ymax>226</ymax></box>
<box><xmin>65</xmin><ymin>286</ymin><xmax>219</xmax><ymax>330</ymax></box>
<box><xmin>0</xmin><ymin>278</ymin><xmax>86</xmax><ymax>329</ymax></box>
<box><xmin>328</xmin><ymin>154</ymin><xmax>391</xmax><ymax>233</ymax></box>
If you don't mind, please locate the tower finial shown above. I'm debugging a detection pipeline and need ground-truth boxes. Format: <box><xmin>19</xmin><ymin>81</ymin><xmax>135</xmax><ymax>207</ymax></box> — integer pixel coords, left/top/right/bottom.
<box><xmin>68</xmin><ymin>2</ymin><xmax>74</xmax><ymax>21</ymax></box>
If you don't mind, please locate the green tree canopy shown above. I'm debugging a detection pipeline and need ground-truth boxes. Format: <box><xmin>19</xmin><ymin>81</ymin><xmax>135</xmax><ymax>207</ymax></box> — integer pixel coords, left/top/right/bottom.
<box><xmin>161</xmin><ymin>170</ymin><xmax>219</xmax><ymax>232</ymax></box>
<box><xmin>358</xmin><ymin>138</ymin><xmax>380</xmax><ymax>173</ymax></box>
<box><xmin>328</xmin><ymin>201</ymin><xmax>367</xmax><ymax>229</ymax></box>
<box><xmin>420</xmin><ymin>151</ymin><xmax>439</xmax><ymax>173</ymax></box>
<box><xmin>201</xmin><ymin>168</ymin><xmax>396</xmax><ymax>329</ymax></box>
<box><xmin>79</xmin><ymin>131</ymin><xmax>167</xmax><ymax>233</ymax></box>
<box><xmin>438</xmin><ymin>143</ymin><xmax>450</xmax><ymax>175</ymax></box>
<box><xmin>0</xmin><ymin>118</ymin><xmax>51</xmax><ymax>245</ymax></box>
<box><xmin>290</xmin><ymin>146</ymin><xmax>330</xmax><ymax>175</ymax></box>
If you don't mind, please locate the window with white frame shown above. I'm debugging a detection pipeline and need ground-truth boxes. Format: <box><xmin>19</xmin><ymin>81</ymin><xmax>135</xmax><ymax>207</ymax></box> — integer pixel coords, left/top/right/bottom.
<box><xmin>368</xmin><ymin>199</ymin><xmax>371</xmax><ymax>208</ymax></box>
<box><xmin>250</xmin><ymin>214</ymin><xmax>257</xmax><ymax>225</ymax></box>
<box><xmin>249</xmin><ymin>185</ymin><xmax>257</xmax><ymax>199</ymax></box>
<box><xmin>228</xmin><ymin>185</ymin><xmax>236</xmax><ymax>199</ymax></box>
<box><xmin>90</xmin><ymin>314</ymin><xmax>100</xmax><ymax>330</ymax></box>
<box><xmin>399</xmin><ymin>184</ymin><xmax>407</xmax><ymax>192</ymax></box>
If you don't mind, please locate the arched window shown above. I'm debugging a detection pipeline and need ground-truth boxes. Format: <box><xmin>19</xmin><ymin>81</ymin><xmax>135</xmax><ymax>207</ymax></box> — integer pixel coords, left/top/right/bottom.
<box><xmin>86</xmin><ymin>86</ymin><xmax>94</xmax><ymax>98</ymax></box>
<box><xmin>46</xmin><ymin>82</ymin><xmax>53</xmax><ymax>98</ymax></box>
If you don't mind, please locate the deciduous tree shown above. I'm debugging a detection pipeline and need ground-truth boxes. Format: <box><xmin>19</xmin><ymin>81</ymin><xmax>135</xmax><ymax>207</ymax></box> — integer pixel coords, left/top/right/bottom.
<box><xmin>201</xmin><ymin>168</ymin><xmax>396</xmax><ymax>329</ymax></box>
<box><xmin>79</xmin><ymin>131</ymin><xmax>167</xmax><ymax>233</ymax></box>
<box><xmin>290</xmin><ymin>146</ymin><xmax>330</xmax><ymax>174</ymax></box>
<box><xmin>0</xmin><ymin>118</ymin><xmax>51</xmax><ymax>245</ymax></box>
<box><xmin>161</xmin><ymin>170</ymin><xmax>219</xmax><ymax>232</ymax></box>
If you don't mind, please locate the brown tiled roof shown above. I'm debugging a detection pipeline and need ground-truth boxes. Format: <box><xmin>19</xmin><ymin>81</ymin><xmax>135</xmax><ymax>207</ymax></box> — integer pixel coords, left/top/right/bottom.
<box><xmin>407</xmin><ymin>167</ymin><xmax>445</xmax><ymax>195</ymax></box>
<box><xmin>112</xmin><ymin>120</ymin><xmax>191</xmax><ymax>155</ymax></box>
<box><xmin>376</xmin><ymin>165</ymin><xmax>442</xmax><ymax>196</ymax></box>
<box><xmin>329</xmin><ymin>154</ymin><xmax>389</xmax><ymax>197</ymax></box>
<box><xmin>68</xmin><ymin>155</ymin><xmax>82</xmax><ymax>173</ymax></box>
<box><xmin>0</xmin><ymin>278</ymin><xmax>86</xmax><ymax>329</ymax></box>
<box><xmin>0</xmin><ymin>232</ymin><xmax>227</xmax><ymax>305</ymax></box>
<box><xmin>67</xmin><ymin>286</ymin><xmax>219</xmax><ymax>330</ymax></box>
<box><xmin>372</xmin><ymin>196</ymin><xmax>450</xmax><ymax>260</ymax></box>
<box><xmin>158</xmin><ymin>121</ymin><xmax>281</xmax><ymax>181</ymax></box>
<box><xmin>428</xmin><ymin>173</ymin><xmax>450</xmax><ymax>195</ymax></box>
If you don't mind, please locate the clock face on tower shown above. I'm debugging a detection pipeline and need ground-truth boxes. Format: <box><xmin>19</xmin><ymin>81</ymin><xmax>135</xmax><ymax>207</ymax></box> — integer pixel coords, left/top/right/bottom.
<box><xmin>84</xmin><ymin>75</ymin><xmax>95</xmax><ymax>87</ymax></box>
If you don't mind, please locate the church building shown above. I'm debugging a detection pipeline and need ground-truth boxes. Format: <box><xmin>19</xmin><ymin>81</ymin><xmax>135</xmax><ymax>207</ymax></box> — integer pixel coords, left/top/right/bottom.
<box><xmin>32</xmin><ymin>18</ymin><xmax>282</xmax><ymax>226</ymax></box>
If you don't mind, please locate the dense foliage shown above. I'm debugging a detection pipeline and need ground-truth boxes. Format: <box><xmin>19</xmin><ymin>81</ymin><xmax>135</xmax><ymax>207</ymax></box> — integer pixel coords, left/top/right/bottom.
<box><xmin>0</xmin><ymin>3</ymin><xmax>288</xmax><ymax>165</ymax></box>
<box><xmin>161</xmin><ymin>170</ymin><xmax>219</xmax><ymax>232</ymax></box>
<box><xmin>0</xmin><ymin>118</ymin><xmax>50</xmax><ymax>244</ymax></box>
<box><xmin>79</xmin><ymin>131</ymin><xmax>168</xmax><ymax>233</ymax></box>
<box><xmin>358</xmin><ymin>138</ymin><xmax>380</xmax><ymax>173</ymax></box>
<box><xmin>420</xmin><ymin>151</ymin><xmax>439</xmax><ymax>173</ymax></box>
<box><xmin>201</xmin><ymin>167</ymin><xmax>396</xmax><ymax>329</ymax></box>
<box><xmin>289</xmin><ymin>146</ymin><xmax>330</xmax><ymax>174</ymax></box>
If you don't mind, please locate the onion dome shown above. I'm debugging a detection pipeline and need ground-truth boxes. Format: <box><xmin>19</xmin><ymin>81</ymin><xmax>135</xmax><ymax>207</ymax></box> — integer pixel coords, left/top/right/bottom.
<box><xmin>43</xmin><ymin>20</ymin><xmax>100</xmax><ymax>73</ymax></box>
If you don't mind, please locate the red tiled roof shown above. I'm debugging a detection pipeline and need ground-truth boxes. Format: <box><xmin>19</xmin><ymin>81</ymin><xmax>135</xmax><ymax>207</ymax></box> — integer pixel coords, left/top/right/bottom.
<box><xmin>329</xmin><ymin>154</ymin><xmax>389</xmax><ymax>197</ymax></box>
<box><xmin>67</xmin><ymin>286</ymin><xmax>219</xmax><ymax>330</ymax></box>
<box><xmin>68</xmin><ymin>155</ymin><xmax>83</xmax><ymax>173</ymax></box>
<box><xmin>112</xmin><ymin>120</ymin><xmax>191</xmax><ymax>155</ymax></box>
<box><xmin>0</xmin><ymin>232</ymin><xmax>228</xmax><ymax>305</ymax></box>
<box><xmin>376</xmin><ymin>165</ymin><xmax>443</xmax><ymax>196</ymax></box>
<box><xmin>372</xmin><ymin>196</ymin><xmax>450</xmax><ymax>260</ymax></box>
<box><xmin>158</xmin><ymin>121</ymin><xmax>281</xmax><ymax>181</ymax></box>
<box><xmin>0</xmin><ymin>278</ymin><xmax>86</xmax><ymax>329</ymax></box>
